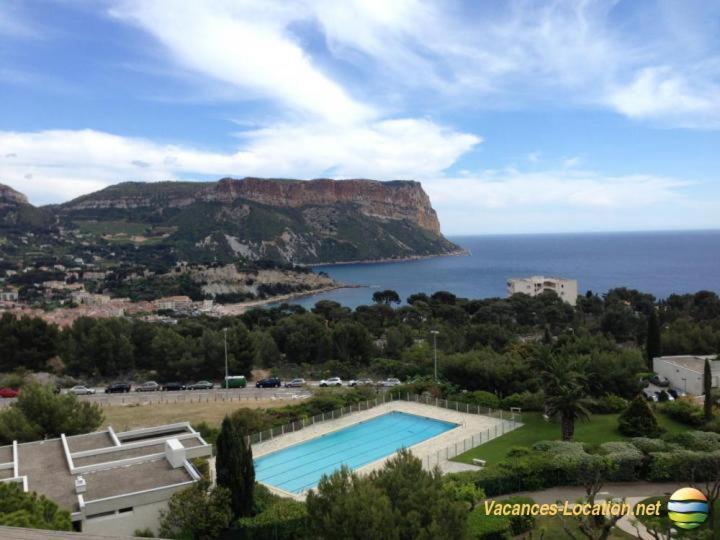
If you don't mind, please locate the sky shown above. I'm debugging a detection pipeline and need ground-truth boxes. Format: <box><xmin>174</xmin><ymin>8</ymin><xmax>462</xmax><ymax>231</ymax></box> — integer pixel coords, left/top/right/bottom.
<box><xmin>1</xmin><ymin>0</ymin><xmax>719</xmax><ymax>235</ymax></box>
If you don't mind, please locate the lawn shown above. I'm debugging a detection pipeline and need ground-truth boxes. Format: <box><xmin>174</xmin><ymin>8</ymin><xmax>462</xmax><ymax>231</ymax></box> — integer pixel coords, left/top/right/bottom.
<box><xmin>454</xmin><ymin>411</ymin><xmax>690</xmax><ymax>464</ymax></box>
<box><xmin>101</xmin><ymin>398</ymin><xmax>297</xmax><ymax>431</ymax></box>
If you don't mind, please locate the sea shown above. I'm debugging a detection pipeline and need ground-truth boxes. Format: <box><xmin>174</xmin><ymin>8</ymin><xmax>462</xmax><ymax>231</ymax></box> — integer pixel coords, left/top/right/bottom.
<box><xmin>286</xmin><ymin>230</ymin><xmax>720</xmax><ymax>309</ymax></box>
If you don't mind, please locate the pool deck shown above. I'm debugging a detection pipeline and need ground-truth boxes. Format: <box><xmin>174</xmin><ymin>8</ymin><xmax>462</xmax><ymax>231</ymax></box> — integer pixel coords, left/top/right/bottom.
<box><xmin>251</xmin><ymin>400</ymin><xmax>517</xmax><ymax>499</ymax></box>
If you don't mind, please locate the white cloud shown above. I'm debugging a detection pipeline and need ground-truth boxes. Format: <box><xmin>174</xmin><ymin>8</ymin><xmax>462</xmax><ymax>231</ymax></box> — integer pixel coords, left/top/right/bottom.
<box><xmin>110</xmin><ymin>0</ymin><xmax>372</xmax><ymax>124</ymax></box>
<box><xmin>423</xmin><ymin>169</ymin><xmax>694</xmax><ymax>233</ymax></box>
<box><xmin>0</xmin><ymin>122</ymin><xmax>479</xmax><ymax>204</ymax></box>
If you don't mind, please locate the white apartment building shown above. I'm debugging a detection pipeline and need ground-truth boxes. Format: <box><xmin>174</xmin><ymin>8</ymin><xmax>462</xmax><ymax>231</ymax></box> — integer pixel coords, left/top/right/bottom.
<box><xmin>0</xmin><ymin>422</ymin><xmax>211</xmax><ymax>537</ymax></box>
<box><xmin>653</xmin><ymin>355</ymin><xmax>719</xmax><ymax>396</ymax></box>
<box><xmin>507</xmin><ymin>276</ymin><xmax>578</xmax><ymax>306</ymax></box>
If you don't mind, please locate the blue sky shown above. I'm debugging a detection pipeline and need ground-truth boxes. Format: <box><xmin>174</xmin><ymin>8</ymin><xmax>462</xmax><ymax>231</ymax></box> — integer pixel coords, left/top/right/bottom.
<box><xmin>1</xmin><ymin>0</ymin><xmax>719</xmax><ymax>234</ymax></box>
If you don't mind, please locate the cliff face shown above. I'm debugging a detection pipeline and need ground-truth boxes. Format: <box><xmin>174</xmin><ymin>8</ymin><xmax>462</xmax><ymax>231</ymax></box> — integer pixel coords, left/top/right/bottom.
<box><xmin>45</xmin><ymin>177</ymin><xmax>461</xmax><ymax>264</ymax></box>
<box><xmin>201</xmin><ymin>178</ymin><xmax>441</xmax><ymax>233</ymax></box>
<box><xmin>60</xmin><ymin>177</ymin><xmax>441</xmax><ymax>233</ymax></box>
<box><xmin>0</xmin><ymin>183</ymin><xmax>29</xmax><ymax>207</ymax></box>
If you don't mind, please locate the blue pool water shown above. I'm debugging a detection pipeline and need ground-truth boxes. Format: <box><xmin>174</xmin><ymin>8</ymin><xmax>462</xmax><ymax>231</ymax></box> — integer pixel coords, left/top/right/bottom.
<box><xmin>254</xmin><ymin>412</ymin><xmax>457</xmax><ymax>494</ymax></box>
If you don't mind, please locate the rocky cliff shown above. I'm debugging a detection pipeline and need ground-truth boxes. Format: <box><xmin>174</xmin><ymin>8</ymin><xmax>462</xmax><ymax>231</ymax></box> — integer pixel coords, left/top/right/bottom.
<box><xmin>60</xmin><ymin>177</ymin><xmax>441</xmax><ymax>233</ymax></box>
<box><xmin>0</xmin><ymin>183</ymin><xmax>29</xmax><ymax>207</ymax></box>
<box><xmin>5</xmin><ymin>178</ymin><xmax>461</xmax><ymax>265</ymax></box>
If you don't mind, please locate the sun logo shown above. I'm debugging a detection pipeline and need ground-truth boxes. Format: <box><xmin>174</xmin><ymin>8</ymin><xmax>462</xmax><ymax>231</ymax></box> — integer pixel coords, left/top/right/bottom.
<box><xmin>667</xmin><ymin>487</ymin><xmax>709</xmax><ymax>530</ymax></box>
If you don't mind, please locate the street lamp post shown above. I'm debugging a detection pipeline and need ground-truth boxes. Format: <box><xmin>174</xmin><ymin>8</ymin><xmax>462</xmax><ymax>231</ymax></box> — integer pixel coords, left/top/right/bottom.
<box><xmin>223</xmin><ymin>328</ymin><xmax>229</xmax><ymax>388</ymax></box>
<box><xmin>430</xmin><ymin>330</ymin><xmax>439</xmax><ymax>382</ymax></box>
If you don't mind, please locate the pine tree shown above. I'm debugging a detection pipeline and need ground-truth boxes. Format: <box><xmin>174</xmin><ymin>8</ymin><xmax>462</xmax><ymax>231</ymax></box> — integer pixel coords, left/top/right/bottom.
<box><xmin>215</xmin><ymin>415</ymin><xmax>255</xmax><ymax>518</ymax></box>
<box><xmin>618</xmin><ymin>395</ymin><xmax>662</xmax><ymax>437</ymax></box>
<box><xmin>704</xmin><ymin>359</ymin><xmax>714</xmax><ymax>421</ymax></box>
<box><xmin>645</xmin><ymin>310</ymin><xmax>662</xmax><ymax>369</ymax></box>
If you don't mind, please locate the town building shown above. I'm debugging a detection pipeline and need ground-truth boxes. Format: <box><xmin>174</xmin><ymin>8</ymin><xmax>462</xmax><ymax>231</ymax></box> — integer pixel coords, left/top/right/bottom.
<box><xmin>653</xmin><ymin>355</ymin><xmax>719</xmax><ymax>396</ymax></box>
<box><xmin>0</xmin><ymin>288</ymin><xmax>19</xmax><ymax>302</ymax></box>
<box><xmin>153</xmin><ymin>295</ymin><xmax>193</xmax><ymax>312</ymax></box>
<box><xmin>0</xmin><ymin>422</ymin><xmax>211</xmax><ymax>537</ymax></box>
<box><xmin>507</xmin><ymin>276</ymin><xmax>578</xmax><ymax>306</ymax></box>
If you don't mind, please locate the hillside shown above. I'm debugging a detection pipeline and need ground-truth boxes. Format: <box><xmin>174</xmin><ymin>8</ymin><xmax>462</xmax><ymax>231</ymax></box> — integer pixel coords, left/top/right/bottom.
<box><xmin>0</xmin><ymin>183</ymin><xmax>55</xmax><ymax>230</ymax></box>
<box><xmin>50</xmin><ymin>177</ymin><xmax>461</xmax><ymax>264</ymax></box>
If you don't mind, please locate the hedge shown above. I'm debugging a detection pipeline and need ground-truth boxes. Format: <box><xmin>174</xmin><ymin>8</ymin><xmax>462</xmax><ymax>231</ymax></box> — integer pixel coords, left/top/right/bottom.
<box><xmin>647</xmin><ymin>450</ymin><xmax>720</xmax><ymax>482</ymax></box>
<box><xmin>232</xmin><ymin>499</ymin><xmax>309</xmax><ymax>540</ymax></box>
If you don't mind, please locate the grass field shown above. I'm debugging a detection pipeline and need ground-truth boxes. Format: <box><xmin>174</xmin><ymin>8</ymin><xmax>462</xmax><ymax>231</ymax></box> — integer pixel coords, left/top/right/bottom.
<box><xmin>454</xmin><ymin>411</ymin><xmax>690</xmax><ymax>464</ymax></box>
<box><xmin>100</xmin><ymin>399</ymin><xmax>297</xmax><ymax>431</ymax></box>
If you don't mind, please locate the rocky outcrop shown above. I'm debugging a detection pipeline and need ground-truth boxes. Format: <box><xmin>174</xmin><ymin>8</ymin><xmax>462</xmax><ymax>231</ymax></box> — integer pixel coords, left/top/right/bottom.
<box><xmin>0</xmin><ymin>183</ymin><xmax>29</xmax><ymax>207</ymax></box>
<box><xmin>60</xmin><ymin>177</ymin><xmax>442</xmax><ymax>233</ymax></box>
<box><xmin>200</xmin><ymin>178</ymin><xmax>441</xmax><ymax>233</ymax></box>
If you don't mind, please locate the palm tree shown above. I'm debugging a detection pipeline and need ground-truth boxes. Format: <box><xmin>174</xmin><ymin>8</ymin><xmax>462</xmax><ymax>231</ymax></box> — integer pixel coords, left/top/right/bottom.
<box><xmin>542</xmin><ymin>355</ymin><xmax>593</xmax><ymax>441</ymax></box>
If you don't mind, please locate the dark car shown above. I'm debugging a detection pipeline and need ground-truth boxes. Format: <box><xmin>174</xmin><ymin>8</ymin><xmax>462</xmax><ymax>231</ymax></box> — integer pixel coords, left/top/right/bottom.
<box><xmin>187</xmin><ymin>380</ymin><xmax>214</xmax><ymax>390</ymax></box>
<box><xmin>649</xmin><ymin>375</ymin><xmax>670</xmax><ymax>387</ymax></box>
<box><xmin>105</xmin><ymin>382</ymin><xmax>131</xmax><ymax>393</ymax></box>
<box><xmin>162</xmin><ymin>382</ymin><xmax>186</xmax><ymax>391</ymax></box>
<box><xmin>255</xmin><ymin>377</ymin><xmax>282</xmax><ymax>388</ymax></box>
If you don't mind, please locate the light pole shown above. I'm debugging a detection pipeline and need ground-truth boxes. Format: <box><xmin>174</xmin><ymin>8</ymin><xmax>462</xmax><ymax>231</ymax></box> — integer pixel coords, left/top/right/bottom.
<box><xmin>430</xmin><ymin>330</ymin><xmax>439</xmax><ymax>382</ymax></box>
<box><xmin>223</xmin><ymin>328</ymin><xmax>229</xmax><ymax>388</ymax></box>
<box><xmin>681</xmin><ymin>377</ymin><xmax>687</xmax><ymax>393</ymax></box>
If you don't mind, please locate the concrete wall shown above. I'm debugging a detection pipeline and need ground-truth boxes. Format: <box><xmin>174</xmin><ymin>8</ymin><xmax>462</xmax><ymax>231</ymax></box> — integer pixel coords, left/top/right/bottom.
<box><xmin>82</xmin><ymin>500</ymin><xmax>167</xmax><ymax>537</ymax></box>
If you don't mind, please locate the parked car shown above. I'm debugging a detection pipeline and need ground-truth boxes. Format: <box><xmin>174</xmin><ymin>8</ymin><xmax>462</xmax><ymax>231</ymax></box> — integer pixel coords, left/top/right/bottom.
<box><xmin>69</xmin><ymin>385</ymin><xmax>95</xmax><ymax>396</ymax></box>
<box><xmin>187</xmin><ymin>380</ymin><xmax>214</xmax><ymax>390</ymax></box>
<box><xmin>256</xmin><ymin>377</ymin><xmax>282</xmax><ymax>388</ymax></box>
<box><xmin>378</xmin><ymin>378</ymin><xmax>402</xmax><ymax>387</ymax></box>
<box><xmin>348</xmin><ymin>378</ymin><xmax>374</xmax><ymax>387</ymax></box>
<box><xmin>285</xmin><ymin>378</ymin><xmax>306</xmax><ymax>388</ymax></box>
<box><xmin>162</xmin><ymin>382</ymin><xmax>186</xmax><ymax>391</ymax></box>
<box><xmin>668</xmin><ymin>388</ymin><xmax>686</xmax><ymax>399</ymax></box>
<box><xmin>105</xmin><ymin>382</ymin><xmax>131</xmax><ymax>393</ymax></box>
<box><xmin>0</xmin><ymin>387</ymin><xmax>20</xmax><ymax>398</ymax></box>
<box><xmin>136</xmin><ymin>381</ymin><xmax>160</xmax><ymax>392</ymax></box>
<box><xmin>649</xmin><ymin>374</ymin><xmax>670</xmax><ymax>387</ymax></box>
<box><xmin>222</xmin><ymin>375</ymin><xmax>247</xmax><ymax>389</ymax></box>
<box><xmin>319</xmin><ymin>377</ymin><xmax>343</xmax><ymax>387</ymax></box>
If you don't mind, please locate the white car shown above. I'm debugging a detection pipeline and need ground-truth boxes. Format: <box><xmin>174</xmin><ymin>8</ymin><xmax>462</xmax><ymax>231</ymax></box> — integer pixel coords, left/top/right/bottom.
<box><xmin>285</xmin><ymin>378</ymin><xmax>306</xmax><ymax>388</ymax></box>
<box><xmin>379</xmin><ymin>378</ymin><xmax>402</xmax><ymax>387</ymax></box>
<box><xmin>69</xmin><ymin>385</ymin><xmax>96</xmax><ymax>395</ymax></box>
<box><xmin>319</xmin><ymin>377</ymin><xmax>343</xmax><ymax>387</ymax></box>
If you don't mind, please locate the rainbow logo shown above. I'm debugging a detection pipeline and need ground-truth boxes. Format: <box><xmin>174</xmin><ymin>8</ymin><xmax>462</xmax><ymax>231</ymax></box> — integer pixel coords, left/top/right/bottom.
<box><xmin>667</xmin><ymin>487</ymin><xmax>709</xmax><ymax>530</ymax></box>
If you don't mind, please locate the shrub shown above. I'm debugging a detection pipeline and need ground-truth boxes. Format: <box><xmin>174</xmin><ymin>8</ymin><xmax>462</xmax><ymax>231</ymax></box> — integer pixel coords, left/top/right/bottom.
<box><xmin>503</xmin><ymin>496</ymin><xmax>536</xmax><ymax>535</ymax></box>
<box><xmin>703</xmin><ymin>416</ymin><xmax>720</xmax><ymax>434</ymax></box>
<box><xmin>466</xmin><ymin>506</ymin><xmax>510</xmax><ymax>540</ymax></box>
<box><xmin>599</xmin><ymin>442</ymin><xmax>644</xmax><ymax>481</ymax></box>
<box><xmin>658</xmin><ymin>398</ymin><xmax>705</xmax><ymax>427</ymax></box>
<box><xmin>0</xmin><ymin>482</ymin><xmax>71</xmax><ymax>530</ymax></box>
<box><xmin>647</xmin><ymin>450</ymin><xmax>720</xmax><ymax>482</ymax></box>
<box><xmin>588</xmin><ymin>394</ymin><xmax>628</xmax><ymax>414</ymax></box>
<box><xmin>500</xmin><ymin>390</ymin><xmax>544</xmax><ymax>411</ymax></box>
<box><xmin>630</xmin><ymin>437</ymin><xmax>669</xmax><ymax>454</ymax></box>
<box><xmin>449</xmin><ymin>391</ymin><xmax>501</xmax><ymax>409</ymax></box>
<box><xmin>618</xmin><ymin>395</ymin><xmax>663</xmax><ymax>437</ymax></box>
<box><xmin>234</xmin><ymin>498</ymin><xmax>309</xmax><ymax>540</ymax></box>
<box><xmin>663</xmin><ymin>430</ymin><xmax>720</xmax><ymax>452</ymax></box>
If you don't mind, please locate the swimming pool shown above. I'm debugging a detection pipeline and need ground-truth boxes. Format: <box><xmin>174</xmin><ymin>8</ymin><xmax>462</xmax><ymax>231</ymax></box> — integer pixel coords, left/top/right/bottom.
<box><xmin>254</xmin><ymin>411</ymin><xmax>457</xmax><ymax>494</ymax></box>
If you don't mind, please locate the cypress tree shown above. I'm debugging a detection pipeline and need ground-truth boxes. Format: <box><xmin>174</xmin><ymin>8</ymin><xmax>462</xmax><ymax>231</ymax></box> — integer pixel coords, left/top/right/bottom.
<box><xmin>704</xmin><ymin>359</ymin><xmax>714</xmax><ymax>421</ymax></box>
<box><xmin>215</xmin><ymin>415</ymin><xmax>255</xmax><ymax>518</ymax></box>
<box><xmin>618</xmin><ymin>395</ymin><xmax>662</xmax><ymax>437</ymax></box>
<box><xmin>645</xmin><ymin>310</ymin><xmax>662</xmax><ymax>369</ymax></box>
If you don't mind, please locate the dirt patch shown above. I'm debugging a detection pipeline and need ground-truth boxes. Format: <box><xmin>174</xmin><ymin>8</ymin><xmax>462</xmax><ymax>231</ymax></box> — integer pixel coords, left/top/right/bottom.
<box><xmin>101</xmin><ymin>398</ymin><xmax>295</xmax><ymax>431</ymax></box>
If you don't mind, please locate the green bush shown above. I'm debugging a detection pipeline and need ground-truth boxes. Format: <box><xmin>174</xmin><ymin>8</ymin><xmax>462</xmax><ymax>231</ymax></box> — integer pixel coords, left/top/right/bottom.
<box><xmin>449</xmin><ymin>390</ymin><xmax>501</xmax><ymax>409</ymax></box>
<box><xmin>466</xmin><ymin>506</ymin><xmax>510</xmax><ymax>540</ymax></box>
<box><xmin>500</xmin><ymin>390</ymin><xmax>544</xmax><ymax>411</ymax></box>
<box><xmin>658</xmin><ymin>398</ymin><xmax>705</xmax><ymax>427</ymax></box>
<box><xmin>599</xmin><ymin>442</ymin><xmax>644</xmax><ymax>481</ymax></box>
<box><xmin>663</xmin><ymin>430</ymin><xmax>720</xmax><ymax>452</ymax></box>
<box><xmin>0</xmin><ymin>482</ymin><xmax>71</xmax><ymax>530</ymax></box>
<box><xmin>647</xmin><ymin>450</ymin><xmax>720</xmax><ymax>482</ymax></box>
<box><xmin>234</xmin><ymin>498</ymin><xmax>309</xmax><ymax>540</ymax></box>
<box><xmin>503</xmin><ymin>496</ymin><xmax>536</xmax><ymax>535</ymax></box>
<box><xmin>703</xmin><ymin>416</ymin><xmax>720</xmax><ymax>433</ymax></box>
<box><xmin>588</xmin><ymin>394</ymin><xmax>628</xmax><ymax>413</ymax></box>
<box><xmin>630</xmin><ymin>437</ymin><xmax>669</xmax><ymax>454</ymax></box>
<box><xmin>618</xmin><ymin>395</ymin><xmax>663</xmax><ymax>437</ymax></box>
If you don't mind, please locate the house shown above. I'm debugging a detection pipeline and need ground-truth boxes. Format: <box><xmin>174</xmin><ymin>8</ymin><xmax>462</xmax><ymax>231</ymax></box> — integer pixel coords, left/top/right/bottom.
<box><xmin>507</xmin><ymin>276</ymin><xmax>578</xmax><ymax>306</ymax></box>
<box><xmin>0</xmin><ymin>288</ymin><xmax>19</xmax><ymax>302</ymax></box>
<box><xmin>653</xmin><ymin>355</ymin><xmax>719</xmax><ymax>396</ymax></box>
<box><xmin>153</xmin><ymin>296</ymin><xmax>193</xmax><ymax>312</ymax></box>
<box><xmin>0</xmin><ymin>422</ymin><xmax>211</xmax><ymax>537</ymax></box>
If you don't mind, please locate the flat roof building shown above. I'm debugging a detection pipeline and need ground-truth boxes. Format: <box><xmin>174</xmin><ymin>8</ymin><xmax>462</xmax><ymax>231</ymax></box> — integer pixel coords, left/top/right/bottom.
<box><xmin>0</xmin><ymin>423</ymin><xmax>211</xmax><ymax>537</ymax></box>
<box><xmin>653</xmin><ymin>355</ymin><xmax>720</xmax><ymax>396</ymax></box>
<box><xmin>507</xmin><ymin>276</ymin><xmax>578</xmax><ymax>306</ymax></box>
